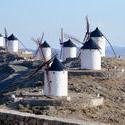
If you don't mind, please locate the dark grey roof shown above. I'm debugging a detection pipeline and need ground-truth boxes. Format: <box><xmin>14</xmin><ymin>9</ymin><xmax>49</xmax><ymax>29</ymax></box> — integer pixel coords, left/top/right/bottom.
<box><xmin>48</xmin><ymin>57</ymin><xmax>65</xmax><ymax>71</ymax></box>
<box><xmin>41</xmin><ymin>41</ymin><xmax>50</xmax><ymax>48</ymax></box>
<box><xmin>81</xmin><ymin>38</ymin><xmax>100</xmax><ymax>50</ymax></box>
<box><xmin>7</xmin><ymin>34</ymin><xmax>18</xmax><ymax>40</ymax></box>
<box><xmin>63</xmin><ymin>39</ymin><xmax>76</xmax><ymax>47</ymax></box>
<box><xmin>90</xmin><ymin>27</ymin><xmax>103</xmax><ymax>37</ymax></box>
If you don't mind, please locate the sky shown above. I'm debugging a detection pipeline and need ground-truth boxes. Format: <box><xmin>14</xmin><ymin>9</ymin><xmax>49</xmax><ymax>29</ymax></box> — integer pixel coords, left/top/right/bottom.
<box><xmin>0</xmin><ymin>0</ymin><xmax>125</xmax><ymax>49</ymax></box>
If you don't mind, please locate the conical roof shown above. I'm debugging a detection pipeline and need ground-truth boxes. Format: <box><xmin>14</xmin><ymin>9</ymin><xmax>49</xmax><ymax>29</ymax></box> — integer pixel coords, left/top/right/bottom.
<box><xmin>90</xmin><ymin>27</ymin><xmax>103</xmax><ymax>37</ymax></box>
<box><xmin>63</xmin><ymin>39</ymin><xmax>76</xmax><ymax>47</ymax></box>
<box><xmin>41</xmin><ymin>41</ymin><xmax>50</xmax><ymax>48</ymax></box>
<box><xmin>81</xmin><ymin>38</ymin><xmax>100</xmax><ymax>50</ymax></box>
<box><xmin>48</xmin><ymin>57</ymin><xmax>65</xmax><ymax>71</ymax></box>
<box><xmin>7</xmin><ymin>34</ymin><xmax>18</xmax><ymax>40</ymax></box>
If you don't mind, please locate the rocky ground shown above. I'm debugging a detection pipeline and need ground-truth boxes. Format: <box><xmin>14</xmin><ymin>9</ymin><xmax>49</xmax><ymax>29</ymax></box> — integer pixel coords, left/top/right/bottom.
<box><xmin>0</xmin><ymin>57</ymin><xmax>125</xmax><ymax>125</ymax></box>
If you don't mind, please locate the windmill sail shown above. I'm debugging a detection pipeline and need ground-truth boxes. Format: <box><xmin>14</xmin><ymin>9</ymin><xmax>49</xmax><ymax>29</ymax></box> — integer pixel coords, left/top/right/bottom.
<box><xmin>32</xmin><ymin>32</ymin><xmax>45</xmax><ymax>60</ymax></box>
<box><xmin>63</xmin><ymin>33</ymin><xmax>83</xmax><ymax>47</ymax></box>
<box><xmin>29</xmin><ymin>55</ymin><xmax>56</xmax><ymax>78</ymax></box>
<box><xmin>4</xmin><ymin>28</ymin><xmax>8</xmax><ymax>52</ymax></box>
<box><xmin>83</xmin><ymin>16</ymin><xmax>90</xmax><ymax>42</ymax></box>
<box><xmin>59</xmin><ymin>28</ymin><xmax>64</xmax><ymax>59</ymax></box>
<box><xmin>103</xmin><ymin>35</ymin><xmax>117</xmax><ymax>58</ymax></box>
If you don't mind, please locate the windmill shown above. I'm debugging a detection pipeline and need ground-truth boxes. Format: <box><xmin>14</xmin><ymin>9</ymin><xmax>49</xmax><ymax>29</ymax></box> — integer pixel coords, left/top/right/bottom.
<box><xmin>4</xmin><ymin>28</ymin><xmax>28</xmax><ymax>54</ymax></box>
<box><xmin>64</xmin><ymin>16</ymin><xmax>117</xmax><ymax>58</ymax></box>
<box><xmin>30</xmin><ymin>55</ymin><xmax>68</xmax><ymax>96</ymax></box>
<box><xmin>32</xmin><ymin>32</ymin><xmax>52</xmax><ymax>61</ymax></box>
<box><xmin>59</xmin><ymin>28</ymin><xmax>81</xmax><ymax>61</ymax></box>
<box><xmin>30</xmin><ymin>55</ymin><xmax>55</xmax><ymax>94</ymax></box>
<box><xmin>61</xmin><ymin>17</ymin><xmax>90</xmax><ymax>59</ymax></box>
<box><xmin>80</xmin><ymin>38</ymin><xmax>101</xmax><ymax>70</ymax></box>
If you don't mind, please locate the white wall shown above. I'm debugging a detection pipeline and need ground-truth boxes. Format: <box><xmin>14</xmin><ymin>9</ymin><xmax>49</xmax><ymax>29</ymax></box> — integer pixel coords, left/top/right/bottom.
<box><xmin>80</xmin><ymin>49</ymin><xmax>101</xmax><ymax>70</ymax></box>
<box><xmin>63</xmin><ymin>47</ymin><xmax>77</xmax><ymax>61</ymax></box>
<box><xmin>44</xmin><ymin>71</ymin><xmax>68</xmax><ymax>96</ymax></box>
<box><xmin>8</xmin><ymin>40</ymin><xmax>19</xmax><ymax>53</ymax></box>
<box><xmin>40</xmin><ymin>48</ymin><xmax>51</xmax><ymax>61</ymax></box>
<box><xmin>0</xmin><ymin>36</ymin><xmax>5</xmax><ymax>47</ymax></box>
<box><xmin>91</xmin><ymin>36</ymin><xmax>106</xmax><ymax>57</ymax></box>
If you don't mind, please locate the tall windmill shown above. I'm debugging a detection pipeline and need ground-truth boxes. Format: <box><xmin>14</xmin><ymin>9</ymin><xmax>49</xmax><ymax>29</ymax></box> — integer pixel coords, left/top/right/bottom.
<box><xmin>30</xmin><ymin>55</ymin><xmax>68</xmax><ymax>96</ymax></box>
<box><xmin>59</xmin><ymin>28</ymin><xmax>83</xmax><ymax>60</ymax></box>
<box><xmin>33</xmin><ymin>32</ymin><xmax>52</xmax><ymax>61</ymax></box>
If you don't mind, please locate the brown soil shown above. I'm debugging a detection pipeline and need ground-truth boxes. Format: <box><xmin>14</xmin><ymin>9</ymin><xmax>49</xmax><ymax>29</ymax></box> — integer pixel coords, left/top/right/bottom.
<box><xmin>1</xmin><ymin>57</ymin><xmax>125</xmax><ymax>125</ymax></box>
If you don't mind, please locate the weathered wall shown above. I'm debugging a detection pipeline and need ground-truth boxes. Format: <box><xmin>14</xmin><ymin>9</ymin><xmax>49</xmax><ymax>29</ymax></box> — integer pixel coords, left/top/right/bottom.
<box><xmin>0</xmin><ymin>109</ymin><xmax>109</xmax><ymax>125</ymax></box>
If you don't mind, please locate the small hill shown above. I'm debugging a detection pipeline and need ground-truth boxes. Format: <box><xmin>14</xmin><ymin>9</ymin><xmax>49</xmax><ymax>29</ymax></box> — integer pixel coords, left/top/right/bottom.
<box><xmin>0</xmin><ymin>57</ymin><xmax>125</xmax><ymax>124</ymax></box>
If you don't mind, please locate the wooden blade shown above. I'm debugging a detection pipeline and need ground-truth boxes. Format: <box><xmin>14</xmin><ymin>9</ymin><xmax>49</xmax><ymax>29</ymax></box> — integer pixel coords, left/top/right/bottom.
<box><xmin>4</xmin><ymin>28</ymin><xmax>8</xmax><ymax>51</ymax></box>
<box><xmin>34</xmin><ymin>46</ymin><xmax>40</xmax><ymax>58</ymax></box>
<box><xmin>61</xmin><ymin>28</ymin><xmax>63</xmax><ymax>43</ymax></box>
<box><xmin>60</xmin><ymin>47</ymin><xmax>63</xmax><ymax>59</ymax></box>
<box><xmin>77</xmin><ymin>51</ymin><xmax>81</xmax><ymax>58</ymax></box>
<box><xmin>103</xmin><ymin>35</ymin><xmax>117</xmax><ymax>58</ymax></box>
<box><xmin>86</xmin><ymin>16</ymin><xmax>90</xmax><ymax>33</ymax></box>
<box><xmin>31</xmin><ymin>38</ymin><xmax>39</xmax><ymax>45</ymax></box>
<box><xmin>18</xmin><ymin>40</ymin><xmax>28</xmax><ymax>50</ymax></box>
<box><xmin>40</xmin><ymin>32</ymin><xmax>44</xmax><ymax>44</ymax></box>
<box><xmin>59</xmin><ymin>38</ymin><xmax>63</xmax><ymax>45</ymax></box>
<box><xmin>32</xmin><ymin>37</ymin><xmax>44</xmax><ymax>59</ymax></box>
<box><xmin>83</xmin><ymin>32</ymin><xmax>90</xmax><ymax>42</ymax></box>
<box><xmin>83</xmin><ymin>32</ymin><xmax>87</xmax><ymax>42</ymax></box>
<box><xmin>64</xmin><ymin>33</ymin><xmax>83</xmax><ymax>44</ymax></box>
<box><xmin>83</xmin><ymin>16</ymin><xmax>90</xmax><ymax>42</ymax></box>
<box><xmin>29</xmin><ymin>55</ymin><xmax>56</xmax><ymax>78</ymax></box>
<box><xmin>4</xmin><ymin>28</ymin><xmax>8</xmax><ymax>38</ymax></box>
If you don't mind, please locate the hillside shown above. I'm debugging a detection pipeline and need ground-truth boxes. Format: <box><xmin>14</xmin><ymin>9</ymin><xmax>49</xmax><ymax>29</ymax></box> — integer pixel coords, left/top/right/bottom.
<box><xmin>0</xmin><ymin>57</ymin><xmax>125</xmax><ymax>124</ymax></box>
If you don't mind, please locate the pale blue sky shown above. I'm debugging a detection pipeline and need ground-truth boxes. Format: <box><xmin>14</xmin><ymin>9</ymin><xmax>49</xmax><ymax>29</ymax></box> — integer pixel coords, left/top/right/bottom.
<box><xmin>0</xmin><ymin>0</ymin><xmax>125</xmax><ymax>49</ymax></box>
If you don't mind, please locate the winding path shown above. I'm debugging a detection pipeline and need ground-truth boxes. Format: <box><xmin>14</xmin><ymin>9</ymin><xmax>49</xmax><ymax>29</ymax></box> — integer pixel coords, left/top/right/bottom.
<box><xmin>0</xmin><ymin>65</ymin><xmax>29</xmax><ymax>94</ymax></box>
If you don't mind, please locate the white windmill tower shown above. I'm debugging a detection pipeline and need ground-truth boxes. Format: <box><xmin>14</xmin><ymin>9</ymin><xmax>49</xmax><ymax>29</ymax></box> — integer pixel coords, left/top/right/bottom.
<box><xmin>33</xmin><ymin>33</ymin><xmax>52</xmax><ymax>61</ymax></box>
<box><xmin>80</xmin><ymin>38</ymin><xmax>101</xmax><ymax>70</ymax></box>
<box><xmin>40</xmin><ymin>41</ymin><xmax>51</xmax><ymax>61</ymax></box>
<box><xmin>7</xmin><ymin>34</ymin><xmax>19</xmax><ymax>53</ymax></box>
<box><xmin>44</xmin><ymin>57</ymin><xmax>68</xmax><ymax>96</ymax></box>
<box><xmin>0</xmin><ymin>34</ymin><xmax>5</xmax><ymax>48</ymax></box>
<box><xmin>62</xmin><ymin>39</ymin><xmax>77</xmax><ymax>61</ymax></box>
<box><xmin>90</xmin><ymin>27</ymin><xmax>106</xmax><ymax>57</ymax></box>
<box><xmin>59</xmin><ymin>28</ymin><xmax>77</xmax><ymax>61</ymax></box>
<box><xmin>30</xmin><ymin>55</ymin><xmax>68</xmax><ymax>97</ymax></box>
